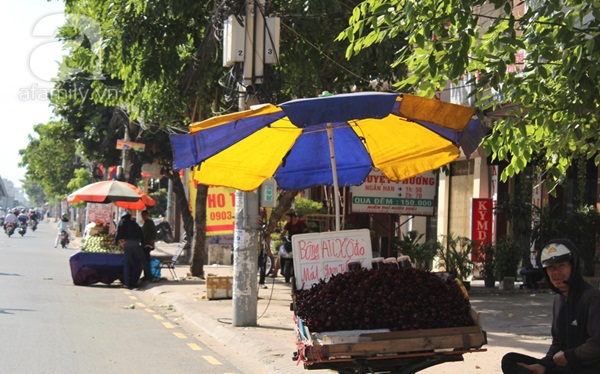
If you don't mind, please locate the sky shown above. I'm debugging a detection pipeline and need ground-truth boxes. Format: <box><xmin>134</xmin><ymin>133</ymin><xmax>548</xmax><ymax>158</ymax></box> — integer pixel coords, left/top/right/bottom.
<box><xmin>0</xmin><ymin>1</ymin><xmax>66</xmax><ymax>188</ymax></box>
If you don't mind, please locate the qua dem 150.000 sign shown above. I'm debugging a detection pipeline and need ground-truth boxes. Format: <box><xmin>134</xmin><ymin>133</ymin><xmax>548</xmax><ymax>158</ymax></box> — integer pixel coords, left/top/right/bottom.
<box><xmin>350</xmin><ymin>170</ymin><xmax>437</xmax><ymax>216</ymax></box>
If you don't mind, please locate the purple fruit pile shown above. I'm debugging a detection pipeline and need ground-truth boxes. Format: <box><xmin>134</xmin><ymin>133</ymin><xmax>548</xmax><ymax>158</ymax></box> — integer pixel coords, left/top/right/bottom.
<box><xmin>295</xmin><ymin>267</ymin><xmax>474</xmax><ymax>332</ymax></box>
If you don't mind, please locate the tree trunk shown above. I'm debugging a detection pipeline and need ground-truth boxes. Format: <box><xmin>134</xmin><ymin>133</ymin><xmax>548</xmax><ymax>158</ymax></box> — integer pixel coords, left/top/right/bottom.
<box><xmin>190</xmin><ymin>184</ymin><xmax>208</xmax><ymax>277</ymax></box>
<box><xmin>595</xmin><ymin>232</ymin><xmax>600</xmax><ymax>277</ymax></box>
<box><xmin>266</xmin><ymin>189</ymin><xmax>300</xmax><ymax>234</ymax></box>
<box><xmin>168</xmin><ymin>172</ymin><xmax>194</xmax><ymax>246</ymax></box>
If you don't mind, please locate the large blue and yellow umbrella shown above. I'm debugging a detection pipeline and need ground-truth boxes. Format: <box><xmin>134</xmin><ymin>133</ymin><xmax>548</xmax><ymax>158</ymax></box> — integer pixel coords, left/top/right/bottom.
<box><xmin>170</xmin><ymin>92</ymin><xmax>482</xmax><ymax>228</ymax></box>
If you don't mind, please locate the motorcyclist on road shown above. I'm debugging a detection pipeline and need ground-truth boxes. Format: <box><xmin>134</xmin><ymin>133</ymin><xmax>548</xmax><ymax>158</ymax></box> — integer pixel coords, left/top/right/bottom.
<box><xmin>55</xmin><ymin>214</ymin><xmax>71</xmax><ymax>248</ymax></box>
<box><xmin>29</xmin><ymin>210</ymin><xmax>39</xmax><ymax>222</ymax></box>
<box><xmin>17</xmin><ymin>210</ymin><xmax>29</xmax><ymax>225</ymax></box>
<box><xmin>4</xmin><ymin>209</ymin><xmax>18</xmax><ymax>230</ymax></box>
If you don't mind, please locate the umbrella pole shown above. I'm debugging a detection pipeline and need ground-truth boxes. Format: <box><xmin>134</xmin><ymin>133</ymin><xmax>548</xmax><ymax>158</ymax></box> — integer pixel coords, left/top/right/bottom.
<box><xmin>326</xmin><ymin>123</ymin><xmax>341</xmax><ymax>231</ymax></box>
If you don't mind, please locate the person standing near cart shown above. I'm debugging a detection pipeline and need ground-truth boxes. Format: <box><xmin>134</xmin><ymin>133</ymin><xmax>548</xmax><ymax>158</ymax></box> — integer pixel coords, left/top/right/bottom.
<box><xmin>141</xmin><ymin>210</ymin><xmax>158</xmax><ymax>282</ymax></box>
<box><xmin>501</xmin><ymin>238</ymin><xmax>600</xmax><ymax>373</ymax></box>
<box><xmin>115</xmin><ymin>211</ymin><xmax>145</xmax><ymax>290</ymax></box>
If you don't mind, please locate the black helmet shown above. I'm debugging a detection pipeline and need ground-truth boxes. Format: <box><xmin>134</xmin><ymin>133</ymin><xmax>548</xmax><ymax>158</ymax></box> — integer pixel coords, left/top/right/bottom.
<box><xmin>285</xmin><ymin>209</ymin><xmax>297</xmax><ymax>217</ymax></box>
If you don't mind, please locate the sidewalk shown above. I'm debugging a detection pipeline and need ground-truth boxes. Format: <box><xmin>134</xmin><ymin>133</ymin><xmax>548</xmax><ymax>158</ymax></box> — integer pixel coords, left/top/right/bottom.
<box><xmin>139</xmin><ymin>242</ymin><xmax>556</xmax><ymax>374</ymax></box>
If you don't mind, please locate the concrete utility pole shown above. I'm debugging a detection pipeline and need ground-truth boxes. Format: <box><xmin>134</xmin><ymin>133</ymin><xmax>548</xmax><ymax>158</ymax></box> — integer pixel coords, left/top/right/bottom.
<box><xmin>232</xmin><ymin>0</ymin><xmax>264</xmax><ymax>327</ymax></box>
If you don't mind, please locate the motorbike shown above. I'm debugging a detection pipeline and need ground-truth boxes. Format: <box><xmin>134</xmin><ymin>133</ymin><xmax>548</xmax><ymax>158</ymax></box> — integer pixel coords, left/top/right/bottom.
<box><xmin>279</xmin><ymin>236</ymin><xmax>294</xmax><ymax>284</ymax></box>
<box><xmin>5</xmin><ymin>222</ymin><xmax>16</xmax><ymax>237</ymax></box>
<box><xmin>30</xmin><ymin>219</ymin><xmax>38</xmax><ymax>231</ymax></box>
<box><xmin>156</xmin><ymin>221</ymin><xmax>174</xmax><ymax>243</ymax></box>
<box><xmin>17</xmin><ymin>221</ymin><xmax>27</xmax><ymax>236</ymax></box>
<box><xmin>59</xmin><ymin>230</ymin><xmax>70</xmax><ymax>248</ymax></box>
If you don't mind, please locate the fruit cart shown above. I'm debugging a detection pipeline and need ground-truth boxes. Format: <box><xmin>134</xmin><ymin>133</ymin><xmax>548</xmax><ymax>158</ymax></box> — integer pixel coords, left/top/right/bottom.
<box><xmin>69</xmin><ymin>232</ymin><xmax>135</xmax><ymax>286</ymax></box>
<box><xmin>290</xmin><ymin>230</ymin><xmax>487</xmax><ymax>373</ymax></box>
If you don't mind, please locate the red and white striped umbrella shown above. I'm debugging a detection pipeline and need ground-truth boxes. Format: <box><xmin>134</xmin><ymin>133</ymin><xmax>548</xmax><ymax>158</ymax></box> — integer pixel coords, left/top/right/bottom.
<box><xmin>67</xmin><ymin>180</ymin><xmax>155</xmax><ymax>209</ymax></box>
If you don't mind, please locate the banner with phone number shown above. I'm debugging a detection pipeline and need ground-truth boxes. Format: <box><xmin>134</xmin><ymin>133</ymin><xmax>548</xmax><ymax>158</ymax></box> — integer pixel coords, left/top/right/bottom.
<box><xmin>206</xmin><ymin>186</ymin><xmax>236</xmax><ymax>236</ymax></box>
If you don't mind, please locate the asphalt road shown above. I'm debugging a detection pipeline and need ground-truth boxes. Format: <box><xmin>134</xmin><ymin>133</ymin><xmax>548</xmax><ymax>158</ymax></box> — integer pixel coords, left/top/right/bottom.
<box><xmin>0</xmin><ymin>220</ymin><xmax>250</xmax><ymax>374</ymax></box>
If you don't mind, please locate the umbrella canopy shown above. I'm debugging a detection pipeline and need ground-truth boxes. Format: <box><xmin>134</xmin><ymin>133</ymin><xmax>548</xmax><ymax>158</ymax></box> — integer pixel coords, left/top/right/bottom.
<box><xmin>170</xmin><ymin>92</ymin><xmax>482</xmax><ymax>230</ymax></box>
<box><xmin>171</xmin><ymin>92</ymin><xmax>481</xmax><ymax>191</ymax></box>
<box><xmin>67</xmin><ymin>180</ymin><xmax>155</xmax><ymax>209</ymax></box>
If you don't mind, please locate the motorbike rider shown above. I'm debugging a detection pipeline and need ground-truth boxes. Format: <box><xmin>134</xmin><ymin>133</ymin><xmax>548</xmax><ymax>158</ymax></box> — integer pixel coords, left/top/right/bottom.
<box><xmin>270</xmin><ymin>209</ymin><xmax>308</xmax><ymax>278</ymax></box>
<box><xmin>18</xmin><ymin>210</ymin><xmax>29</xmax><ymax>224</ymax></box>
<box><xmin>29</xmin><ymin>209</ymin><xmax>39</xmax><ymax>224</ymax></box>
<box><xmin>55</xmin><ymin>214</ymin><xmax>71</xmax><ymax>248</ymax></box>
<box><xmin>4</xmin><ymin>209</ymin><xmax>18</xmax><ymax>230</ymax></box>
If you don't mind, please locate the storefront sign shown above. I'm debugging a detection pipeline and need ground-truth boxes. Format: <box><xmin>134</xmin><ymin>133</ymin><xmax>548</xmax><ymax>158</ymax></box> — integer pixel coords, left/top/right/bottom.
<box><xmin>292</xmin><ymin>229</ymin><xmax>372</xmax><ymax>290</ymax></box>
<box><xmin>260</xmin><ymin>178</ymin><xmax>277</xmax><ymax>208</ymax></box>
<box><xmin>350</xmin><ymin>170</ymin><xmax>437</xmax><ymax>216</ymax></box>
<box><xmin>471</xmin><ymin>198</ymin><xmax>493</xmax><ymax>261</ymax></box>
<box><xmin>206</xmin><ymin>186</ymin><xmax>236</xmax><ymax>236</ymax></box>
<box><xmin>116</xmin><ymin>139</ymin><xmax>146</xmax><ymax>152</ymax></box>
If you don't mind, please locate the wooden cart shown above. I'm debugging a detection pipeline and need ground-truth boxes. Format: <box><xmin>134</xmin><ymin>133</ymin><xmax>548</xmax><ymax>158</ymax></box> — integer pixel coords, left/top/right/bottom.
<box><xmin>293</xmin><ymin>309</ymin><xmax>487</xmax><ymax>374</ymax></box>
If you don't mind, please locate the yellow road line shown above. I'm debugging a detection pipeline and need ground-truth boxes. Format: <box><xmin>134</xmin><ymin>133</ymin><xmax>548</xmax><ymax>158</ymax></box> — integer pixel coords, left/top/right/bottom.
<box><xmin>173</xmin><ymin>332</ymin><xmax>186</xmax><ymax>339</ymax></box>
<box><xmin>136</xmin><ymin>302</ymin><xmax>145</xmax><ymax>307</ymax></box>
<box><xmin>202</xmin><ymin>356</ymin><xmax>222</xmax><ymax>365</ymax></box>
<box><xmin>123</xmin><ymin>291</ymin><xmax>132</xmax><ymax>295</ymax></box>
<box><xmin>153</xmin><ymin>314</ymin><xmax>164</xmax><ymax>320</ymax></box>
<box><xmin>145</xmin><ymin>308</ymin><xmax>155</xmax><ymax>313</ymax></box>
<box><xmin>128</xmin><ymin>296</ymin><xmax>137</xmax><ymax>300</ymax></box>
<box><xmin>162</xmin><ymin>322</ymin><xmax>174</xmax><ymax>329</ymax></box>
<box><xmin>187</xmin><ymin>343</ymin><xmax>203</xmax><ymax>351</ymax></box>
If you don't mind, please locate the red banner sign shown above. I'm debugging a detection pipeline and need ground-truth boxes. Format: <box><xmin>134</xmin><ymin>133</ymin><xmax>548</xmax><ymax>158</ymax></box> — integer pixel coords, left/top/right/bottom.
<box><xmin>471</xmin><ymin>198</ymin><xmax>493</xmax><ymax>261</ymax></box>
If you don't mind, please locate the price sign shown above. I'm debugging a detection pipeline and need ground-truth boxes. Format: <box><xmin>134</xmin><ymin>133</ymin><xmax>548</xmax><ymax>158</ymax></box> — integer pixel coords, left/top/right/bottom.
<box><xmin>206</xmin><ymin>187</ymin><xmax>235</xmax><ymax>236</ymax></box>
<box><xmin>292</xmin><ymin>229</ymin><xmax>372</xmax><ymax>290</ymax></box>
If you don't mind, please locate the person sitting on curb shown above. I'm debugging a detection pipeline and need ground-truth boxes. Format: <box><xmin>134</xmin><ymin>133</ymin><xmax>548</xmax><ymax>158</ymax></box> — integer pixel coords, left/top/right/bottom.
<box><xmin>501</xmin><ymin>238</ymin><xmax>600</xmax><ymax>373</ymax></box>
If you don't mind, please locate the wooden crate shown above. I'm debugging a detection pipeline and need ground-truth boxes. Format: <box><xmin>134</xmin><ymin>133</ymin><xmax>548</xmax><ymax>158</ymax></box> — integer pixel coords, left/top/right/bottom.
<box><xmin>297</xmin><ymin>309</ymin><xmax>487</xmax><ymax>363</ymax></box>
<box><xmin>206</xmin><ymin>275</ymin><xmax>233</xmax><ymax>300</ymax></box>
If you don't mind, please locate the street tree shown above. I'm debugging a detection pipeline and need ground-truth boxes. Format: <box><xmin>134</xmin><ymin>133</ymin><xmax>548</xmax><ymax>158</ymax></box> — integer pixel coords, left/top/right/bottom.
<box><xmin>339</xmin><ymin>0</ymin><xmax>600</xmax><ymax>190</ymax></box>
<box><xmin>48</xmin><ymin>0</ymin><xmax>410</xmax><ymax>276</ymax></box>
<box><xmin>19</xmin><ymin>121</ymin><xmax>78</xmax><ymax>197</ymax></box>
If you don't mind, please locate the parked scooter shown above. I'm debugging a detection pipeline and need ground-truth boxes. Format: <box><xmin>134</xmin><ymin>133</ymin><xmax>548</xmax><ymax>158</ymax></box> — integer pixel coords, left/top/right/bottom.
<box><xmin>59</xmin><ymin>230</ymin><xmax>70</xmax><ymax>248</ymax></box>
<box><xmin>279</xmin><ymin>236</ymin><xmax>294</xmax><ymax>283</ymax></box>
<box><xmin>156</xmin><ymin>221</ymin><xmax>174</xmax><ymax>243</ymax></box>
<box><xmin>5</xmin><ymin>222</ymin><xmax>16</xmax><ymax>237</ymax></box>
<box><xmin>17</xmin><ymin>221</ymin><xmax>27</xmax><ymax>237</ymax></box>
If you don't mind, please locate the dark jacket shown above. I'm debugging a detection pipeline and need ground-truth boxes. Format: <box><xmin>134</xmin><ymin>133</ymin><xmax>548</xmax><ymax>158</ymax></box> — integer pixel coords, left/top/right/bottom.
<box><xmin>114</xmin><ymin>213</ymin><xmax>142</xmax><ymax>245</ymax></box>
<box><xmin>142</xmin><ymin>218</ymin><xmax>156</xmax><ymax>248</ymax></box>
<box><xmin>537</xmin><ymin>238</ymin><xmax>600</xmax><ymax>373</ymax></box>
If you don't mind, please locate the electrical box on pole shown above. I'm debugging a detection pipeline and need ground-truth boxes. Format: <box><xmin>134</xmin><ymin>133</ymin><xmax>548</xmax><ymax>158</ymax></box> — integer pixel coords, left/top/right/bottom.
<box><xmin>264</xmin><ymin>17</ymin><xmax>280</xmax><ymax>65</ymax></box>
<box><xmin>223</xmin><ymin>15</ymin><xmax>245</xmax><ymax>67</ymax></box>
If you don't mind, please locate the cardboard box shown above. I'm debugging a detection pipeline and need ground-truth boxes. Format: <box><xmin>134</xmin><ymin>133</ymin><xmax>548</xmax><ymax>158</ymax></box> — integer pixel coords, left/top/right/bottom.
<box><xmin>206</xmin><ymin>275</ymin><xmax>233</xmax><ymax>300</ymax></box>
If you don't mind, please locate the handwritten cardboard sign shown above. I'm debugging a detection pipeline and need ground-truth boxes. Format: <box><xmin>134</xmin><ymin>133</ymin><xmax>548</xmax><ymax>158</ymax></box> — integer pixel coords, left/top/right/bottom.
<box><xmin>292</xmin><ymin>229</ymin><xmax>373</xmax><ymax>290</ymax></box>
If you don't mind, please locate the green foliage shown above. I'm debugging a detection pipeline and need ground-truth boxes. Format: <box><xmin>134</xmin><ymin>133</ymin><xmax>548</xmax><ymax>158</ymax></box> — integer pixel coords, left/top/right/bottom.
<box><xmin>291</xmin><ymin>197</ymin><xmax>324</xmax><ymax>232</ymax></box>
<box><xmin>476</xmin><ymin>243</ymin><xmax>496</xmax><ymax>280</ymax></box>
<box><xmin>392</xmin><ymin>230</ymin><xmax>440</xmax><ymax>270</ymax></box>
<box><xmin>67</xmin><ymin>168</ymin><xmax>94</xmax><ymax>192</ymax></box>
<box><xmin>19</xmin><ymin>121</ymin><xmax>77</xmax><ymax>197</ymax></box>
<box><xmin>148</xmin><ymin>188</ymin><xmax>168</xmax><ymax>217</ymax></box>
<box><xmin>294</xmin><ymin>197</ymin><xmax>324</xmax><ymax>217</ymax></box>
<box><xmin>532</xmin><ymin>205</ymin><xmax>600</xmax><ymax>277</ymax></box>
<box><xmin>339</xmin><ymin>0</ymin><xmax>600</xmax><ymax>190</ymax></box>
<box><xmin>494</xmin><ymin>236</ymin><xmax>522</xmax><ymax>279</ymax></box>
<box><xmin>21</xmin><ymin>179</ymin><xmax>45</xmax><ymax>208</ymax></box>
<box><xmin>437</xmin><ymin>234</ymin><xmax>474</xmax><ymax>280</ymax></box>
<box><xmin>65</xmin><ymin>168</ymin><xmax>94</xmax><ymax>208</ymax></box>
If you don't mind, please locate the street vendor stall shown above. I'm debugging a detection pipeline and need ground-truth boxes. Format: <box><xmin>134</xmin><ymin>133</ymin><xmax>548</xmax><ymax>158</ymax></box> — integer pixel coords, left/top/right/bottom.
<box><xmin>291</xmin><ymin>230</ymin><xmax>487</xmax><ymax>373</ymax></box>
<box><xmin>69</xmin><ymin>218</ymin><xmax>135</xmax><ymax>286</ymax></box>
<box><xmin>67</xmin><ymin>180</ymin><xmax>154</xmax><ymax>286</ymax></box>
